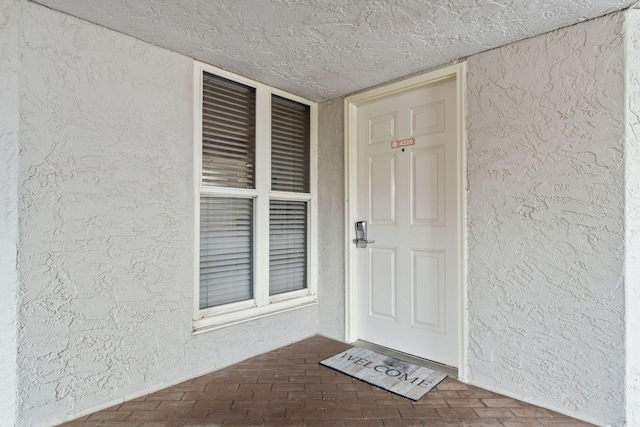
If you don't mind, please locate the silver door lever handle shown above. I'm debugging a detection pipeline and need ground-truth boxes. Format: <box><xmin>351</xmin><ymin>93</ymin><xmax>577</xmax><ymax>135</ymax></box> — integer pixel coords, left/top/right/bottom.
<box><xmin>354</xmin><ymin>221</ymin><xmax>375</xmax><ymax>248</ymax></box>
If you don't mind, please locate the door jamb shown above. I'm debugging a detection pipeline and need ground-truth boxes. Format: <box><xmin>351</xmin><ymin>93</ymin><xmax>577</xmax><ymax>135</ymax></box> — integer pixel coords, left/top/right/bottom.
<box><xmin>343</xmin><ymin>62</ymin><xmax>468</xmax><ymax>380</ymax></box>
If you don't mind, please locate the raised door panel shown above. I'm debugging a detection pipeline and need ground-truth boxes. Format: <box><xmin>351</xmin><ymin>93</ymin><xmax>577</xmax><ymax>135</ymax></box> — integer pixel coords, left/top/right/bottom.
<box><xmin>369</xmin><ymin>247</ymin><xmax>398</xmax><ymax>321</ymax></box>
<box><xmin>369</xmin><ymin>112</ymin><xmax>397</xmax><ymax>146</ymax></box>
<box><xmin>410</xmin><ymin>146</ymin><xmax>445</xmax><ymax>227</ymax></box>
<box><xmin>410</xmin><ymin>249</ymin><xmax>446</xmax><ymax>334</ymax></box>
<box><xmin>410</xmin><ymin>101</ymin><xmax>445</xmax><ymax>138</ymax></box>
<box><xmin>369</xmin><ymin>153</ymin><xmax>397</xmax><ymax>226</ymax></box>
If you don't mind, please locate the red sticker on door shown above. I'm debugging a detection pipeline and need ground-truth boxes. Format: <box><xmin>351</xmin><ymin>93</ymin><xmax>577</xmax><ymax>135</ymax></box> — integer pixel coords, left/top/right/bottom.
<box><xmin>391</xmin><ymin>138</ymin><xmax>415</xmax><ymax>149</ymax></box>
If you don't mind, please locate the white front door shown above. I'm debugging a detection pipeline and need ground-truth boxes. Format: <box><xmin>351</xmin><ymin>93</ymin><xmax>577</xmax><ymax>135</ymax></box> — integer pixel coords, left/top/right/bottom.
<box><xmin>355</xmin><ymin>75</ymin><xmax>460</xmax><ymax>367</ymax></box>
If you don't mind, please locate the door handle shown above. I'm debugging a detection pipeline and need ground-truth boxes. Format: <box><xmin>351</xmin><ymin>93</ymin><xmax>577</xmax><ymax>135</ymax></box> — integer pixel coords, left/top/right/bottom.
<box><xmin>354</xmin><ymin>221</ymin><xmax>375</xmax><ymax>248</ymax></box>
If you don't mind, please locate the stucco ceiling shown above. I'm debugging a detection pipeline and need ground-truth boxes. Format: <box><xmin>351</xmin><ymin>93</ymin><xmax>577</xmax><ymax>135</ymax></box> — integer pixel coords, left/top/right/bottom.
<box><xmin>32</xmin><ymin>0</ymin><xmax>638</xmax><ymax>102</ymax></box>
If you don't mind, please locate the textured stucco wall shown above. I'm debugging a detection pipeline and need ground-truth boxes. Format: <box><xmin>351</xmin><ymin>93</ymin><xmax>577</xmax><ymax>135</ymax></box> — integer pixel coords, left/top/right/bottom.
<box><xmin>626</xmin><ymin>9</ymin><xmax>640</xmax><ymax>427</ymax></box>
<box><xmin>15</xmin><ymin>2</ymin><xmax>317</xmax><ymax>426</ymax></box>
<box><xmin>466</xmin><ymin>12</ymin><xmax>626</xmax><ymax>425</ymax></box>
<box><xmin>0</xmin><ymin>0</ymin><xmax>21</xmax><ymax>425</ymax></box>
<box><xmin>27</xmin><ymin>0</ymin><xmax>639</xmax><ymax>102</ymax></box>
<box><xmin>317</xmin><ymin>98</ymin><xmax>346</xmax><ymax>340</ymax></box>
<box><xmin>9</xmin><ymin>1</ymin><xmax>635</xmax><ymax>425</ymax></box>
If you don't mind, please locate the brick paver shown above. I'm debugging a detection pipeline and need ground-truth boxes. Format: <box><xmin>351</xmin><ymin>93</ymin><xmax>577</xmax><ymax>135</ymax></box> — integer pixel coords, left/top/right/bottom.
<box><xmin>58</xmin><ymin>336</ymin><xmax>595</xmax><ymax>427</ymax></box>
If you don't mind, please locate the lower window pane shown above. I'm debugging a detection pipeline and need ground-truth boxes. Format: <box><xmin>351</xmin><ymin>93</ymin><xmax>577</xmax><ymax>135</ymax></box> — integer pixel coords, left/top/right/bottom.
<box><xmin>200</xmin><ymin>196</ymin><xmax>253</xmax><ymax>309</ymax></box>
<box><xmin>269</xmin><ymin>200</ymin><xmax>307</xmax><ymax>296</ymax></box>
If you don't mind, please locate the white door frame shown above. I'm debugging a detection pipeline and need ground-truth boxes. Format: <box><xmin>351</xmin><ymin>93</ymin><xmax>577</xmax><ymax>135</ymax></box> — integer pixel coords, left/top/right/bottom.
<box><xmin>344</xmin><ymin>62</ymin><xmax>468</xmax><ymax>380</ymax></box>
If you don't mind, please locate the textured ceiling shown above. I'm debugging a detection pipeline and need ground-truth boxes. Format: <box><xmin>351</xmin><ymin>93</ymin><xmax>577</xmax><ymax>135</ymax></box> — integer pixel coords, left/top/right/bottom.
<box><xmin>32</xmin><ymin>0</ymin><xmax>638</xmax><ymax>101</ymax></box>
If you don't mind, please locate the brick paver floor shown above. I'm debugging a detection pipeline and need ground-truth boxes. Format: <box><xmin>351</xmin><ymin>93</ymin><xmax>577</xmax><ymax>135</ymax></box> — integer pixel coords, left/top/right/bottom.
<box><xmin>59</xmin><ymin>336</ymin><xmax>595</xmax><ymax>427</ymax></box>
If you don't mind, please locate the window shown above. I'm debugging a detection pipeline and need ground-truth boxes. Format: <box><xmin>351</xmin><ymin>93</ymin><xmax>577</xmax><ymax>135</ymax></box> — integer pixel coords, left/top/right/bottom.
<box><xmin>194</xmin><ymin>62</ymin><xmax>317</xmax><ymax>333</ymax></box>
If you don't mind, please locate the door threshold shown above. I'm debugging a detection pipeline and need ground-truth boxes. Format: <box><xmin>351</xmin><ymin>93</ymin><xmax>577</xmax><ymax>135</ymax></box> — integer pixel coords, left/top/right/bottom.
<box><xmin>353</xmin><ymin>340</ymin><xmax>458</xmax><ymax>379</ymax></box>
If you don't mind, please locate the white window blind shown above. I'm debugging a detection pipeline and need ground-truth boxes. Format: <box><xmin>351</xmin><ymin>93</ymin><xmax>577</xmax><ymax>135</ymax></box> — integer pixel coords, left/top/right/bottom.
<box><xmin>271</xmin><ymin>95</ymin><xmax>310</xmax><ymax>193</ymax></box>
<box><xmin>202</xmin><ymin>72</ymin><xmax>256</xmax><ymax>189</ymax></box>
<box><xmin>200</xmin><ymin>196</ymin><xmax>254</xmax><ymax>309</ymax></box>
<box><xmin>269</xmin><ymin>200</ymin><xmax>307</xmax><ymax>295</ymax></box>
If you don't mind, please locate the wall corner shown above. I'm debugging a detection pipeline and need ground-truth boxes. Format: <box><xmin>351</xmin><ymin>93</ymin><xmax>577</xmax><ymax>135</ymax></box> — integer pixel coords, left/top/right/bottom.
<box><xmin>625</xmin><ymin>8</ymin><xmax>640</xmax><ymax>427</ymax></box>
<box><xmin>0</xmin><ymin>0</ymin><xmax>22</xmax><ymax>426</ymax></box>
<box><xmin>316</xmin><ymin>97</ymin><xmax>346</xmax><ymax>342</ymax></box>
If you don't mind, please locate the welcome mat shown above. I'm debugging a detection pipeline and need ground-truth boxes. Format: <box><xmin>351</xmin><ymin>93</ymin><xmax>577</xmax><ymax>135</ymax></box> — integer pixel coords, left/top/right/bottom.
<box><xmin>320</xmin><ymin>347</ymin><xmax>447</xmax><ymax>401</ymax></box>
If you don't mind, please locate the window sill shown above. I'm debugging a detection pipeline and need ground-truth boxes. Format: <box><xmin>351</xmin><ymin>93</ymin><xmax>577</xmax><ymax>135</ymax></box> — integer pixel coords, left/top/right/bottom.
<box><xmin>193</xmin><ymin>294</ymin><xmax>317</xmax><ymax>334</ymax></box>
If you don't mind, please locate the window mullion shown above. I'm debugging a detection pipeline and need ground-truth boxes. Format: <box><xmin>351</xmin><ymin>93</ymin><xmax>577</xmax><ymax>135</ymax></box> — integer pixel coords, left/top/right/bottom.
<box><xmin>254</xmin><ymin>86</ymin><xmax>272</xmax><ymax>307</ymax></box>
<box><xmin>308</xmin><ymin>102</ymin><xmax>318</xmax><ymax>297</ymax></box>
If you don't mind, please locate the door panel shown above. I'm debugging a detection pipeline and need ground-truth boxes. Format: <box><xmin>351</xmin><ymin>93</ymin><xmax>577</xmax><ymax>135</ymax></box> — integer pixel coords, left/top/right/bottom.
<box><xmin>411</xmin><ymin>249</ymin><xmax>446</xmax><ymax>333</ymax></box>
<box><xmin>369</xmin><ymin>153</ymin><xmax>397</xmax><ymax>226</ymax></box>
<box><xmin>410</xmin><ymin>100</ymin><xmax>445</xmax><ymax>137</ymax></box>
<box><xmin>410</xmin><ymin>147</ymin><xmax>445</xmax><ymax>226</ymax></box>
<box><xmin>369</xmin><ymin>113</ymin><xmax>397</xmax><ymax>145</ymax></box>
<box><xmin>356</xmin><ymin>76</ymin><xmax>459</xmax><ymax>367</ymax></box>
<box><xmin>369</xmin><ymin>247</ymin><xmax>398</xmax><ymax>321</ymax></box>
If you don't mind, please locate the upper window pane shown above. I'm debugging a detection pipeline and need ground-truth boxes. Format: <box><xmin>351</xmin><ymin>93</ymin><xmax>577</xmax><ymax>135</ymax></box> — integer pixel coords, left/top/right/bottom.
<box><xmin>202</xmin><ymin>72</ymin><xmax>256</xmax><ymax>189</ymax></box>
<box><xmin>271</xmin><ymin>95</ymin><xmax>310</xmax><ymax>193</ymax></box>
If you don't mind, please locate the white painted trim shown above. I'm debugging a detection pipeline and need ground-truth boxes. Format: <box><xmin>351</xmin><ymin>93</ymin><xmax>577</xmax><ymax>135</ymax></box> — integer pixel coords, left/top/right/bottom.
<box><xmin>309</xmin><ymin>102</ymin><xmax>319</xmax><ymax>298</ymax></box>
<box><xmin>269</xmin><ymin>288</ymin><xmax>310</xmax><ymax>303</ymax></box>
<box><xmin>269</xmin><ymin>191</ymin><xmax>312</xmax><ymax>201</ymax></box>
<box><xmin>343</xmin><ymin>63</ymin><xmax>468</xmax><ymax>375</ymax></box>
<box><xmin>198</xmin><ymin>299</ymin><xmax>257</xmax><ymax>318</ymax></box>
<box><xmin>192</xmin><ymin>60</ymin><xmax>318</xmax><ymax>332</ymax></box>
<box><xmin>344</xmin><ymin>99</ymin><xmax>360</xmax><ymax>343</ymax></box>
<box><xmin>196</xmin><ymin>61</ymin><xmax>261</xmax><ymax>90</ymax></box>
<box><xmin>193</xmin><ymin>61</ymin><xmax>203</xmax><ymax>320</ymax></box>
<box><xmin>455</xmin><ymin>63</ymin><xmax>469</xmax><ymax>381</ymax></box>
<box><xmin>255</xmin><ymin>85</ymin><xmax>271</xmax><ymax>308</ymax></box>
<box><xmin>346</xmin><ymin>65</ymin><xmax>465</xmax><ymax>105</ymax></box>
<box><xmin>199</xmin><ymin>187</ymin><xmax>259</xmax><ymax>197</ymax></box>
<box><xmin>193</xmin><ymin>295</ymin><xmax>317</xmax><ymax>334</ymax></box>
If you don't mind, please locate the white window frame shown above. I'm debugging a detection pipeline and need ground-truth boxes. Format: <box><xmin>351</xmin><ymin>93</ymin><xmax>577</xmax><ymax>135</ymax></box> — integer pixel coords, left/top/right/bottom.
<box><xmin>193</xmin><ymin>61</ymin><xmax>318</xmax><ymax>333</ymax></box>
